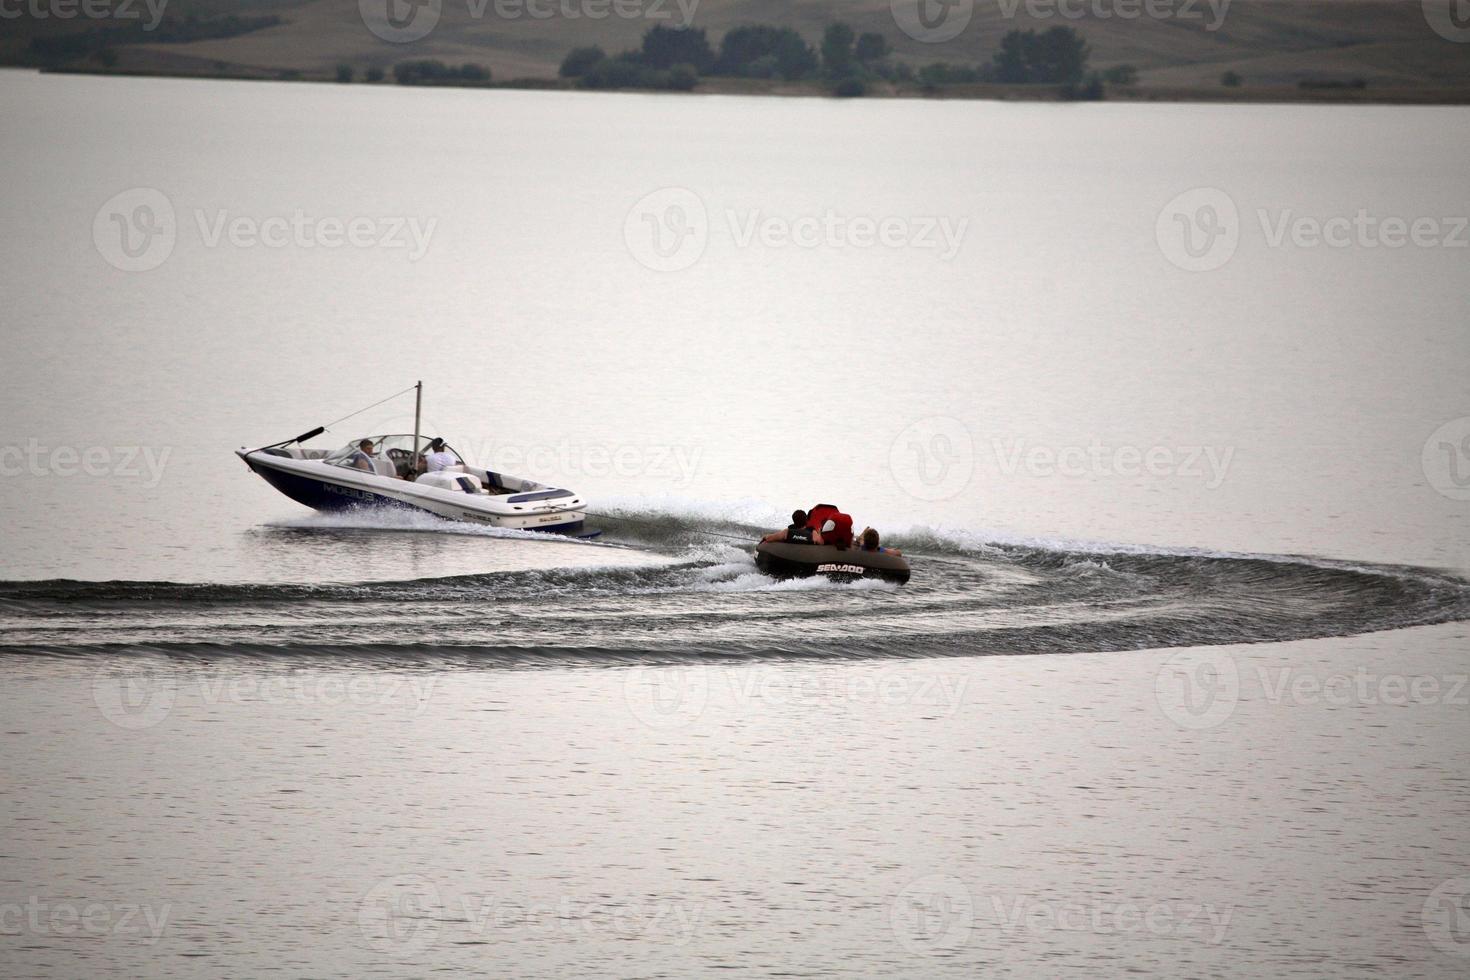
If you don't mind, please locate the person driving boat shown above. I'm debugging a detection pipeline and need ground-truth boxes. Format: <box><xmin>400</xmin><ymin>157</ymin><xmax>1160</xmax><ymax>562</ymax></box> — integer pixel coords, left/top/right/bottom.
<box><xmin>348</xmin><ymin>439</ymin><xmax>377</xmax><ymax>472</ymax></box>
<box><xmin>424</xmin><ymin>437</ymin><xmax>458</xmax><ymax>473</ymax></box>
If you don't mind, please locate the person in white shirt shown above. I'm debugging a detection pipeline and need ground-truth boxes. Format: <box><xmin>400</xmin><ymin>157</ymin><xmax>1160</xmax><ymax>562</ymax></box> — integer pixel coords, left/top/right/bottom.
<box><xmin>423</xmin><ymin>437</ymin><xmax>458</xmax><ymax>473</ymax></box>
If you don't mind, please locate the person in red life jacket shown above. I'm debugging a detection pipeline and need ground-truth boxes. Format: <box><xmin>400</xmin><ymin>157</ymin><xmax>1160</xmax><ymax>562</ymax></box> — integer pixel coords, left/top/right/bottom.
<box><xmin>761</xmin><ymin>509</ymin><xmax>814</xmax><ymax>544</ymax></box>
<box><xmin>806</xmin><ymin>504</ymin><xmax>854</xmax><ymax>549</ymax></box>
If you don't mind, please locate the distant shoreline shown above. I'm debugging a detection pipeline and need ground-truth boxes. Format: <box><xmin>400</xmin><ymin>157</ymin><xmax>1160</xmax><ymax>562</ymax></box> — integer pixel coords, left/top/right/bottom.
<box><xmin>34</xmin><ymin>65</ymin><xmax>1470</xmax><ymax>106</ymax></box>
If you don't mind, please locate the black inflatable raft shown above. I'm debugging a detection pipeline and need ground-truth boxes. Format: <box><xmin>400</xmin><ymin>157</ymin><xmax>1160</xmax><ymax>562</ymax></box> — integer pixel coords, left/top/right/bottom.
<box><xmin>754</xmin><ymin>540</ymin><xmax>911</xmax><ymax>585</ymax></box>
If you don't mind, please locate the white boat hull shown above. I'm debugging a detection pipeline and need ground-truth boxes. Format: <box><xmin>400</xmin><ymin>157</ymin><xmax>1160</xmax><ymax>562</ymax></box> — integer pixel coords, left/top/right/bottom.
<box><xmin>237</xmin><ymin>449</ymin><xmax>588</xmax><ymax>533</ymax></box>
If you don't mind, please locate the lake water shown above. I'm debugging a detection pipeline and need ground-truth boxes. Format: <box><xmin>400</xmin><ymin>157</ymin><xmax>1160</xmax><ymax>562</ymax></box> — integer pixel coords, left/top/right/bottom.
<box><xmin>2</xmin><ymin>69</ymin><xmax>1469</xmax><ymax>977</ymax></box>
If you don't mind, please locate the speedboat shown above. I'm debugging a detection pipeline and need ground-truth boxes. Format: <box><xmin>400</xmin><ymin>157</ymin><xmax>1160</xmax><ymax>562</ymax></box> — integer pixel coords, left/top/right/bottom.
<box><xmin>236</xmin><ymin>384</ymin><xmax>589</xmax><ymax>534</ymax></box>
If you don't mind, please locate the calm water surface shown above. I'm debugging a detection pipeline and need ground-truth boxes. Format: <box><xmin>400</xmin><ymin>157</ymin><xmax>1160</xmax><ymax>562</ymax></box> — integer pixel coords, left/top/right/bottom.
<box><xmin>1</xmin><ymin>70</ymin><xmax>1468</xmax><ymax>977</ymax></box>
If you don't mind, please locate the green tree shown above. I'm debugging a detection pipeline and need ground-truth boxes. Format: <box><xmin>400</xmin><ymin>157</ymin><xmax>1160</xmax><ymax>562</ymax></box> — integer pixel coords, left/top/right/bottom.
<box><xmin>855</xmin><ymin>33</ymin><xmax>890</xmax><ymax>63</ymax></box>
<box><xmin>365</xmin><ymin>66</ymin><xmax>384</xmax><ymax>83</ymax></box>
<box><xmin>560</xmin><ymin>46</ymin><xmax>606</xmax><ymax>77</ymax></box>
<box><xmin>667</xmin><ymin>63</ymin><xmax>699</xmax><ymax>91</ymax></box>
<box><xmin>1102</xmin><ymin>64</ymin><xmax>1137</xmax><ymax>85</ymax></box>
<box><xmin>716</xmin><ymin>25</ymin><xmax>779</xmax><ymax>74</ymax></box>
<box><xmin>821</xmin><ymin>23</ymin><xmax>855</xmax><ymax>77</ymax></box>
<box><xmin>640</xmin><ymin>25</ymin><xmax>713</xmax><ymax>72</ymax></box>
<box><xmin>335</xmin><ymin>63</ymin><xmax>354</xmax><ymax>83</ymax></box>
<box><xmin>1221</xmin><ymin>70</ymin><xmax>1242</xmax><ymax>87</ymax></box>
<box><xmin>992</xmin><ymin>27</ymin><xmax>1089</xmax><ymax>85</ymax></box>
<box><xmin>774</xmin><ymin>30</ymin><xmax>818</xmax><ymax>80</ymax></box>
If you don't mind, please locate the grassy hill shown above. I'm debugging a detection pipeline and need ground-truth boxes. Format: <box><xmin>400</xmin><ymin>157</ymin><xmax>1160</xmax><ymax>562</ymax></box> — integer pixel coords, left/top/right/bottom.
<box><xmin>6</xmin><ymin>0</ymin><xmax>1469</xmax><ymax>100</ymax></box>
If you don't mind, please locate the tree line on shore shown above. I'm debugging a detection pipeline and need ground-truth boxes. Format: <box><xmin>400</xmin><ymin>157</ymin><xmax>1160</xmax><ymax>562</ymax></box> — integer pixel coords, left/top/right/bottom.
<box><xmin>557</xmin><ymin>22</ymin><xmax>1130</xmax><ymax>98</ymax></box>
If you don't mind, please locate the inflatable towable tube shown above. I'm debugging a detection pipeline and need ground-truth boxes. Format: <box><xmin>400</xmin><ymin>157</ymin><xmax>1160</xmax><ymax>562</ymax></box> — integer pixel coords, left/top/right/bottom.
<box><xmin>755</xmin><ymin>540</ymin><xmax>911</xmax><ymax>585</ymax></box>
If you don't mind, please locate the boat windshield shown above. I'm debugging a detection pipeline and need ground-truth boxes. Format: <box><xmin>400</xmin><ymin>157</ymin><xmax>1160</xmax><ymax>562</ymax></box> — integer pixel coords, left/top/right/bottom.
<box><xmin>322</xmin><ymin>435</ymin><xmax>455</xmax><ymax>466</ymax></box>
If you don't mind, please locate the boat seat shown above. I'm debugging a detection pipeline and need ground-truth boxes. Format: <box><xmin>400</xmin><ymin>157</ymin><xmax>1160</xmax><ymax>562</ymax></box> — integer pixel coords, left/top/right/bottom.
<box><xmin>372</xmin><ymin>456</ymin><xmax>398</xmax><ymax>478</ymax></box>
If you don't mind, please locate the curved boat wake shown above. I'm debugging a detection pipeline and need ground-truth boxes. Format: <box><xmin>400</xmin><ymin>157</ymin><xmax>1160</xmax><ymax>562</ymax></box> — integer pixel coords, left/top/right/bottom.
<box><xmin>3</xmin><ymin>502</ymin><xmax>1468</xmax><ymax>664</ymax></box>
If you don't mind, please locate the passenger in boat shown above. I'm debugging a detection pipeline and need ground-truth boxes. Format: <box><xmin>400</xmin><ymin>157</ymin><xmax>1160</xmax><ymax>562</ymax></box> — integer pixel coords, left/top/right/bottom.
<box><xmin>858</xmin><ymin>527</ymin><xmax>901</xmax><ymax>556</ymax></box>
<box><xmin>424</xmin><ymin>438</ymin><xmax>458</xmax><ymax>473</ymax></box>
<box><xmin>348</xmin><ymin>439</ymin><xmax>377</xmax><ymax>472</ymax></box>
<box><xmin>761</xmin><ymin>510</ymin><xmax>813</xmax><ymax>545</ymax></box>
